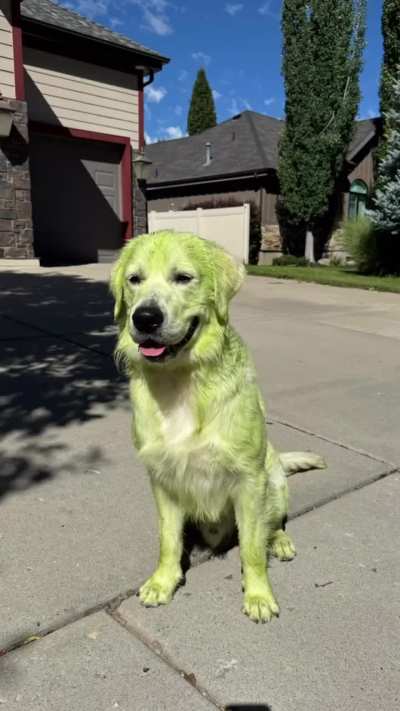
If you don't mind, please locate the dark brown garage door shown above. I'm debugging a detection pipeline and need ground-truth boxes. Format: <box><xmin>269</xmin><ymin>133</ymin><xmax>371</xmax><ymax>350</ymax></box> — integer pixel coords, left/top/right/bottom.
<box><xmin>30</xmin><ymin>133</ymin><xmax>125</xmax><ymax>264</ymax></box>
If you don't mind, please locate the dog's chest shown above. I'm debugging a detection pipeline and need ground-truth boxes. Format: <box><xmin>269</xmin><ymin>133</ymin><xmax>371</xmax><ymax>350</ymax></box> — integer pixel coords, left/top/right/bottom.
<box><xmin>137</xmin><ymin>379</ymin><xmax>235</xmax><ymax>519</ymax></box>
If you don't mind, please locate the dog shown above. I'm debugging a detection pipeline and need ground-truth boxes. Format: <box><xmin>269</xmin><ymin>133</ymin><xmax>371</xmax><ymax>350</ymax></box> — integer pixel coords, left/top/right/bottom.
<box><xmin>111</xmin><ymin>230</ymin><xmax>325</xmax><ymax>623</ymax></box>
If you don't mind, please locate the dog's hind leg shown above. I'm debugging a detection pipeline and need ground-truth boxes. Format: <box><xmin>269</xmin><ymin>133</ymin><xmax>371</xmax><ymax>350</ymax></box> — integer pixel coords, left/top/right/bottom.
<box><xmin>266</xmin><ymin>444</ymin><xmax>296</xmax><ymax>561</ymax></box>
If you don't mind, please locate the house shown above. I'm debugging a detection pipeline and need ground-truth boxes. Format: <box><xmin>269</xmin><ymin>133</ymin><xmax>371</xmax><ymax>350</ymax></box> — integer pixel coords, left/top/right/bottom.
<box><xmin>145</xmin><ymin>111</ymin><xmax>381</xmax><ymax>262</ymax></box>
<box><xmin>0</xmin><ymin>0</ymin><xmax>168</xmax><ymax>264</ymax></box>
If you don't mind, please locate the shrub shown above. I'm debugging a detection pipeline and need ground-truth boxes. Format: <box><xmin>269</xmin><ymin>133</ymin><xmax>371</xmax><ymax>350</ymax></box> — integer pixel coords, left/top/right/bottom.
<box><xmin>272</xmin><ymin>255</ymin><xmax>310</xmax><ymax>267</ymax></box>
<box><xmin>339</xmin><ymin>217</ymin><xmax>378</xmax><ymax>274</ymax></box>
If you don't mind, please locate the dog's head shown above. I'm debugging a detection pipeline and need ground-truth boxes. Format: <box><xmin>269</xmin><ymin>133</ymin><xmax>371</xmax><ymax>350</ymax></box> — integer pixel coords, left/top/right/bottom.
<box><xmin>110</xmin><ymin>230</ymin><xmax>244</xmax><ymax>368</ymax></box>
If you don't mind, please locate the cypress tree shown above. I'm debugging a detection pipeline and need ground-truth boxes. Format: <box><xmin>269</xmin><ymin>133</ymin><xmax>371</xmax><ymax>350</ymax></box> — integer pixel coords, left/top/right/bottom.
<box><xmin>376</xmin><ymin>1</ymin><xmax>400</xmax><ymax>168</ymax></box>
<box><xmin>278</xmin><ymin>0</ymin><xmax>366</xmax><ymax>259</ymax></box>
<box><xmin>187</xmin><ymin>68</ymin><xmax>217</xmax><ymax>136</ymax></box>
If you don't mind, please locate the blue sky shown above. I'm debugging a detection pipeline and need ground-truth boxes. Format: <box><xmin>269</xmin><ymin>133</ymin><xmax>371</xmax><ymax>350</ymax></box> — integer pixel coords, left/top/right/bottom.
<box><xmin>62</xmin><ymin>0</ymin><xmax>384</xmax><ymax>142</ymax></box>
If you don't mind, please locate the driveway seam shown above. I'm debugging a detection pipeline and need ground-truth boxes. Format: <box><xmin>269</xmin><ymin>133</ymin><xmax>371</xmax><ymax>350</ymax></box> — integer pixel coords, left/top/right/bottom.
<box><xmin>107</xmin><ymin>607</ymin><xmax>223</xmax><ymax>709</ymax></box>
<box><xmin>269</xmin><ymin>415</ymin><xmax>397</xmax><ymax>468</ymax></box>
<box><xmin>1</xmin><ymin>313</ymin><xmax>113</xmax><ymax>359</ymax></box>
<box><xmin>1</xmin><ymin>465</ymin><xmax>399</xmax><ymax>662</ymax></box>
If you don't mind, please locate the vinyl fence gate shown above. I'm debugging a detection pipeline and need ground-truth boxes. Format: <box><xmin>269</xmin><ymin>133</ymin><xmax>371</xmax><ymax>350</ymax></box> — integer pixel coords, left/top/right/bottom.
<box><xmin>148</xmin><ymin>204</ymin><xmax>250</xmax><ymax>263</ymax></box>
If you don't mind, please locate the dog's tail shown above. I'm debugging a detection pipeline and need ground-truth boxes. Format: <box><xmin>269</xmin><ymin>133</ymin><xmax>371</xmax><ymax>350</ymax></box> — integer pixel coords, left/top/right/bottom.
<box><xmin>280</xmin><ymin>451</ymin><xmax>327</xmax><ymax>476</ymax></box>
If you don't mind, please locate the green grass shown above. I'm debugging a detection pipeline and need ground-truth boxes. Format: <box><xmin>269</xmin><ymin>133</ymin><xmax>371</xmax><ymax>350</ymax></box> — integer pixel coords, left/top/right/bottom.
<box><xmin>247</xmin><ymin>265</ymin><xmax>400</xmax><ymax>294</ymax></box>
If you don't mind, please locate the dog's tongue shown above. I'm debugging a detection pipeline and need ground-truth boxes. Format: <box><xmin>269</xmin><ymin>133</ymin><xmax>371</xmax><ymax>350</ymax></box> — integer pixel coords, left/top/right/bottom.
<box><xmin>139</xmin><ymin>344</ymin><xmax>167</xmax><ymax>358</ymax></box>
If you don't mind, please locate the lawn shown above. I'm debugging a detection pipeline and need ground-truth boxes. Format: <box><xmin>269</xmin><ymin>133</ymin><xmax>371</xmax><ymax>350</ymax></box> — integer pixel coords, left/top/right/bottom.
<box><xmin>247</xmin><ymin>264</ymin><xmax>400</xmax><ymax>294</ymax></box>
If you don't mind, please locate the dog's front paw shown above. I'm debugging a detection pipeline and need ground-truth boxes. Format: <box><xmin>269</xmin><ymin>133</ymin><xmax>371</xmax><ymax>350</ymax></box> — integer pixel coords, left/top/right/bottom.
<box><xmin>242</xmin><ymin>590</ymin><xmax>280</xmax><ymax>623</ymax></box>
<box><xmin>139</xmin><ymin>571</ymin><xmax>181</xmax><ymax>607</ymax></box>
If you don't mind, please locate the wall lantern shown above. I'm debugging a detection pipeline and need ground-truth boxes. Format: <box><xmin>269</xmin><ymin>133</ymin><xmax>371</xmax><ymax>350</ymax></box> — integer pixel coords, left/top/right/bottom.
<box><xmin>0</xmin><ymin>98</ymin><xmax>15</xmax><ymax>138</ymax></box>
<box><xmin>133</xmin><ymin>152</ymin><xmax>152</xmax><ymax>182</ymax></box>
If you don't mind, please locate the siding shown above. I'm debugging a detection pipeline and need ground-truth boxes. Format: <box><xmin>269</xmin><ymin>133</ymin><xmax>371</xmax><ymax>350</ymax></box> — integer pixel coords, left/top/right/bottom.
<box><xmin>0</xmin><ymin>3</ymin><xmax>16</xmax><ymax>99</ymax></box>
<box><xmin>348</xmin><ymin>152</ymin><xmax>375</xmax><ymax>190</ymax></box>
<box><xmin>24</xmin><ymin>47</ymin><xmax>139</xmax><ymax>147</ymax></box>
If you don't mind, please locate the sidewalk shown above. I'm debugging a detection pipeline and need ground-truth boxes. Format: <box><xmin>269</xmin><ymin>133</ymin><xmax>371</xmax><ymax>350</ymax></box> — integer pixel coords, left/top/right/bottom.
<box><xmin>1</xmin><ymin>266</ymin><xmax>399</xmax><ymax>710</ymax></box>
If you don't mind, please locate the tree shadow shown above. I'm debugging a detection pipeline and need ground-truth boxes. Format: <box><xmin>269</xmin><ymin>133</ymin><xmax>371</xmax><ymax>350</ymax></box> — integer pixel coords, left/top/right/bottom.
<box><xmin>0</xmin><ymin>269</ymin><xmax>128</xmax><ymax>499</ymax></box>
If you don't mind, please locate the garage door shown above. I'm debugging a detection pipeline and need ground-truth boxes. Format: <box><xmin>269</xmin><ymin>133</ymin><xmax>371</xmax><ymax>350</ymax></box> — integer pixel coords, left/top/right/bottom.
<box><xmin>30</xmin><ymin>133</ymin><xmax>125</xmax><ymax>264</ymax></box>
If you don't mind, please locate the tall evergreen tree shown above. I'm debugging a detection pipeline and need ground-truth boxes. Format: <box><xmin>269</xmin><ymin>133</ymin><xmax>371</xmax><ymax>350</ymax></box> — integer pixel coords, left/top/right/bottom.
<box><xmin>377</xmin><ymin>1</ymin><xmax>400</xmax><ymax>167</ymax></box>
<box><xmin>370</xmin><ymin>72</ymin><xmax>400</xmax><ymax>237</ymax></box>
<box><xmin>278</xmin><ymin>0</ymin><xmax>366</xmax><ymax>259</ymax></box>
<box><xmin>380</xmin><ymin>1</ymin><xmax>400</xmax><ymax>119</ymax></box>
<box><xmin>187</xmin><ymin>68</ymin><xmax>217</xmax><ymax>136</ymax></box>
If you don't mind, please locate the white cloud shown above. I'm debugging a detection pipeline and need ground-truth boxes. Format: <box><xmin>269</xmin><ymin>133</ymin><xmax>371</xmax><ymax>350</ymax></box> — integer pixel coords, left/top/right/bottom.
<box><xmin>243</xmin><ymin>99</ymin><xmax>252</xmax><ymax>110</ymax></box>
<box><xmin>164</xmin><ymin>126</ymin><xmax>184</xmax><ymax>139</ymax></box>
<box><xmin>110</xmin><ymin>16</ymin><xmax>122</xmax><ymax>28</ymax></box>
<box><xmin>225</xmin><ymin>3</ymin><xmax>243</xmax><ymax>16</ymax></box>
<box><xmin>63</xmin><ymin>0</ymin><xmax>110</xmax><ymax>18</ymax></box>
<box><xmin>367</xmin><ymin>107</ymin><xmax>377</xmax><ymax>118</ymax></box>
<box><xmin>178</xmin><ymin>69</ymin><xmax>188</xmax><ymax>81</ymax></box>
<box><xmin>230</xmin><ymin>98</ymin><xmax>239</xmax><ymax>115</ymax></box>
<box><xmin>212</xmin><ymin>89</ymin><xmax>222</xmax><ymax>100</ymax></box>
<box><xmin>145</xmin><ymin>85</ymin><xmax>167</xmax><ymax>103</ymax></box>
<box><xmin>192</xmin><ymin>51</ymin><xmax>211</xmax><ymax>66</ymax></box>
<box><xmin>145</xmin><ymin>131</ymin><xmax>155</xmax><ymax>144</ymax></box>
<box><xmin>258</xmin><ymin>1</ymin><xmax>279</xmax><ymax>19</ymax></box>
<box><xmin>264</xmin><ymin>96</ymin><xmax>276</xmax><ymax>106</ymax></box>
<box><xmin>128</xmin><ymin>0</ymin><xmax>173</xmax><ymax>36</ymax></box>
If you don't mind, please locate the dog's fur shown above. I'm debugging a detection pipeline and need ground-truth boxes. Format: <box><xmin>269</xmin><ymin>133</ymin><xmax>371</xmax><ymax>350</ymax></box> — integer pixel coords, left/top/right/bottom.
<box><xmin>111</xmin><ymin>230</ymin><xmax>325</xmax><ymax>623</ymax></box>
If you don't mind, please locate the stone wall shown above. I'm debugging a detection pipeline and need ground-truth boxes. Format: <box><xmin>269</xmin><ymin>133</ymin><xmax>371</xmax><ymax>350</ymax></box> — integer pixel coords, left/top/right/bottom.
<box><xmin>0</xmin><ymin>99</ymin><xmax>34</xmax><ymax>259</ymax></box>
<box><xmin>132</xmin><ymin>151</ymin><xmax>148</xmax><ymax>236</ymax></box>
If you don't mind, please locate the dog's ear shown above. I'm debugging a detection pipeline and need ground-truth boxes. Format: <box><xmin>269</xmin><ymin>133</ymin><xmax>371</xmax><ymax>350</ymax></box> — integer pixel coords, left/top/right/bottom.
<box><xmin>213</xmin><ymin>246</ymin><xmax>245</xmax><ymax>323</ymax></box>
<box><xmin>110</xmin><ymin>241</ymin><xmax>135</xmax><ymax>324</ymax></box>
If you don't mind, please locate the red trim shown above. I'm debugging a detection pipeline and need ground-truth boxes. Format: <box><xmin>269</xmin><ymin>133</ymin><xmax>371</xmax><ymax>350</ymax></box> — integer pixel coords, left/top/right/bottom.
<box><xmin>11</xmin><ymin>1</ymin><xmax>25</xmax><ymax>100</ymax></box>
<box><xmin>29</xmin><ymin>121</ymin><xmax>133</xmax><ymax>241</ymax></box>
<box><xmin>138</xmin><ymin>73</ymin><xmax>144</xmax><ymax>150</ymax></box>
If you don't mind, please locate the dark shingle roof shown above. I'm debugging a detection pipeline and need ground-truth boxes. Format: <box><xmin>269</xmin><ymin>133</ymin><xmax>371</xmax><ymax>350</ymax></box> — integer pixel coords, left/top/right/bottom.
<box><xmin>348</xmin><ymin>118</ymin><xmax>381</xmax><ymax>160</ymax></box>
<box><xmin>146</xmin><ymin>112</ymin><xmax>284</xmax><ymax>185</ymax></box>
<box><xmin>21</xmin><ymin>0</ymin><xmax>168</xmax><ymax>62</ymax></box>
<box><xmin>146</xmin><ymin>111</ymin><xmax>380</xmax><ymax>187</ymax></box>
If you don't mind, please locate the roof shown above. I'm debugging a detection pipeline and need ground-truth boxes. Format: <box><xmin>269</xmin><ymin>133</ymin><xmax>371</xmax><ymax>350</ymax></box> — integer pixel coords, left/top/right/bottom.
<box><xmin>21</xmin><ymin>0</ymin><xmax>168</xmax><ymax>63</ymax></box>
<box><xmin>146</xmin><ymin>112</ymin><xmax>380</xmax><ymax>187</ymax></box>
<box><xmin>347</xmin><ymin>117</ymin><xmax>382</xmax><ymax>161</ymax></box>
<box><xmin>146</xmin><ymin>112</ymin><xmax>284</xmax><ymax>186</ymax></box>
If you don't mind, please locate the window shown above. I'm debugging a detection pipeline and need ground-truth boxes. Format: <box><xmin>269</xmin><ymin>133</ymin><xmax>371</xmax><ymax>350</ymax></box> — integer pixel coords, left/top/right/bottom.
<box><xmin>348</xmin><ymin>180</ymin><xmax>368</xmax><ymax>219</ymax></box>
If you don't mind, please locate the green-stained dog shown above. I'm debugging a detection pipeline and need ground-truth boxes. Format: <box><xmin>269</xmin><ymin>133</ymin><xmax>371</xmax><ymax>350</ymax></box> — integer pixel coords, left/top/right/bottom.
<box><xmin>111</xmin><ymin>230</ymin><xmax>325</xmax><ymax>623</ymax></box>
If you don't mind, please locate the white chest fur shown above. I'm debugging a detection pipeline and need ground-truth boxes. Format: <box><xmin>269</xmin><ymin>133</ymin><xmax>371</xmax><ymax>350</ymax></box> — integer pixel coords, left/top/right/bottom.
<box><xmin>137</xmin><ymin>374</ymin><xmax>236</xmax><ymax>521</ymax></box>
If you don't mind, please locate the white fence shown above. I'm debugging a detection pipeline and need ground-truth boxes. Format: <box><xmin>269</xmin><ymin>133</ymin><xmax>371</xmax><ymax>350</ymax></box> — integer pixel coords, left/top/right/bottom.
<box><xmin>148</xmin><ymin>204</ymin><xmax>250</xmax><ymax>263</ymax></box>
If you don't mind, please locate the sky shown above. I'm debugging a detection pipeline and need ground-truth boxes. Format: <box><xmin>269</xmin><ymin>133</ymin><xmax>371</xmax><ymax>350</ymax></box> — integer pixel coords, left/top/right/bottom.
<box><xmin>61</xmin><ymin>0</ymin><xmax>384</xmax><ymax>143</ymax></box>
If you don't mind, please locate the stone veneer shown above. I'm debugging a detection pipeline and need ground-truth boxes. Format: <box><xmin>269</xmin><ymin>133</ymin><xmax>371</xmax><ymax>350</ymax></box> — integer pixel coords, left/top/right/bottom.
<box><xmin>0</xmin><ymin>99</ymin><xmax>34</xmax><ymax>259</ymax></box>
<box><xmin>132</xmin><ymin>151</ymin><xmax>148</xmax><ymax>237</ymax></box>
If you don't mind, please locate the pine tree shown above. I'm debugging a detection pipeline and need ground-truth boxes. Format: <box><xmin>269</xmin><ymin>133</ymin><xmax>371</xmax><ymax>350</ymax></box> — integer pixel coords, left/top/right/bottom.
<box><xmin>278</xmin><ymin>0</ymin><xmax>366</xmax><ymax>259</ymax></box>
<box><xmin>187</xmin><ymin>69</ymin><xmax>217</xmax><ymax>136</ymax></box>
<box><xmin>370</xmin><ymin>72</ymin><xmax>400</xmax><ymax>236</ymax></box>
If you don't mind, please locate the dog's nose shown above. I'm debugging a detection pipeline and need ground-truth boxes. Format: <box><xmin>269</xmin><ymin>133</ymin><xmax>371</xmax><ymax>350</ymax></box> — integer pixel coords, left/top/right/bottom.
<box><xmin>132</xmin><ymin>304</ymin><xmax>164</xmax><ymax>333</ymax></box>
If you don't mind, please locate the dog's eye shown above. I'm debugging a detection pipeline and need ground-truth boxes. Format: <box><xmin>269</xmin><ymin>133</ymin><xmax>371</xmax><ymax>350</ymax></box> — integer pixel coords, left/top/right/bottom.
<box><xmin>128</xmin><ymin>274</ymin><xmax>142</xmax><ymax>285</ymax></box>
<box><xmin>173</xmin><ymin>273</ymin><xmax>194</xmax><ymax>284</ymax></box>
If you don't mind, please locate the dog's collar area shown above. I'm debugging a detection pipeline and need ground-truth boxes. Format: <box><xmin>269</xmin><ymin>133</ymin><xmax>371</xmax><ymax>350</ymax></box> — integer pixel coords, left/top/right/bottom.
<box><xmin>138</xmin><ymin>316</ymin><xmax>199</xmax><ymax>362</ymax></box>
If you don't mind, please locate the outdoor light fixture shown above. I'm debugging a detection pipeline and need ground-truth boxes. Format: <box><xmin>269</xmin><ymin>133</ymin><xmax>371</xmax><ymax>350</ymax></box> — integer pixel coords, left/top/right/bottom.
<box><xmin>0</xmin><ymin>97</ymin><xmax>15</xmax><ymax>138</ymax></box>
<box><xmin>133</xmin><ymin>152</ymin><xmax>152</xmax><ymax>182</ymax></box>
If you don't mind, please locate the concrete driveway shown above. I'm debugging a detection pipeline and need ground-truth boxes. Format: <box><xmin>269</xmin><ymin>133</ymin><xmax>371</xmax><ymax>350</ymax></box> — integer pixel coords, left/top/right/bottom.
<box><xmin>0</xmin><ymin>264</ymin><xmax>399</xmax><ymax>710</ymax></box>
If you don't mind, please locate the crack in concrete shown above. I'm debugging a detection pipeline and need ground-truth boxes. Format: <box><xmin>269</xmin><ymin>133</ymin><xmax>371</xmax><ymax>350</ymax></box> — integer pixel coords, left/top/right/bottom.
<box><xmin>108</xmin><ymin>608</ymin><xmax>222</xmax><ymax>709</ymax></box>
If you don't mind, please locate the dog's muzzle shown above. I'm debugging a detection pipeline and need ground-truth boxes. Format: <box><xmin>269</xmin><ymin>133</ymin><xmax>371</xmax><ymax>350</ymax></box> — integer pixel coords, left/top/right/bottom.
<box><xmin>135</xmin><ymin>316</ymin><xmax>200</xmax><ymax>362</ymax></box>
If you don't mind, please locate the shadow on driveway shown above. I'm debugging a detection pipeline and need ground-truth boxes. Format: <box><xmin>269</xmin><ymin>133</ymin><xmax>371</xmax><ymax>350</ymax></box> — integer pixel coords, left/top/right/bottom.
<box><xmin>0</xmin><ymin>270</ymin><xmax>128</xmax><ymax>499</ymax></box>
